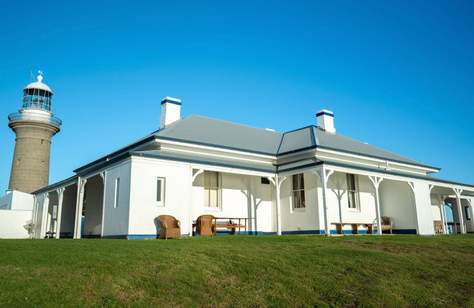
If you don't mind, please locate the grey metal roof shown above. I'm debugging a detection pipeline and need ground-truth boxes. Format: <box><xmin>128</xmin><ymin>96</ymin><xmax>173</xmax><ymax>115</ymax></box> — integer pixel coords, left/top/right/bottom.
<box><xmin>313</xmin><ymin>127</ymin><xmax>432</xmax><ymax>168</ymax></box>
<box><xmin>154</xmin><ymin>116</ymin><xmax>438</xmax><ymax>169</ymax></box>
<box><xmin>154</xmin><ymin>115</ymin><xmax>282</xmax><ymax>155</ymax></box>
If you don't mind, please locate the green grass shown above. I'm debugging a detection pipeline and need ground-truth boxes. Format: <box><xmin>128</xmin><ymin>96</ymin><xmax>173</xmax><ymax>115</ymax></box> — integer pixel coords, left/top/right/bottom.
<box><xmin>0</xmin><ymin>235</ymin><xmax>473</xmax><ymax>307</ymax></box>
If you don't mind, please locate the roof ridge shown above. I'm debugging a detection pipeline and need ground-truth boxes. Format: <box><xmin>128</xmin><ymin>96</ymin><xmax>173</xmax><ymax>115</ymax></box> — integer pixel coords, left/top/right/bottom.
<box><xmin>184</xmin><ymin>114</ymin><xmax>283</xmax><ymax>135</ymax></box>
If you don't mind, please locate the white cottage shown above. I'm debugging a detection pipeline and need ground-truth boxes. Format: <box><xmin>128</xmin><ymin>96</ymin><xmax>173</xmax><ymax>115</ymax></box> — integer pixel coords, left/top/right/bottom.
<box><xmin>25</xmin><ymin>97</ymin><xmax>474</xmax><ymax>239</ymax></box>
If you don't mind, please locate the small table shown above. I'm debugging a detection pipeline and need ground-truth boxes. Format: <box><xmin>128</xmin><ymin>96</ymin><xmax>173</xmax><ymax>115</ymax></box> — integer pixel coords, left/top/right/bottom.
<box><xmin>193</xmin><ymin>217</ymin><xmax>249</xmax><ymax>235</ymax></box>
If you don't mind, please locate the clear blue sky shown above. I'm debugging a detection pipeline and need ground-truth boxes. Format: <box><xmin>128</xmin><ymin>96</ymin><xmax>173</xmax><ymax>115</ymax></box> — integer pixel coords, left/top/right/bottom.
<box><xmin>0</xmin><ymin>0</ymin><xmax>473</xmax><ymax>192</ymax></box>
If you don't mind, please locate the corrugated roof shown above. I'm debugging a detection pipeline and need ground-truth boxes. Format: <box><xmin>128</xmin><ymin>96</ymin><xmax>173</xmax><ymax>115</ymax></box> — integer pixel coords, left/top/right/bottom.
<box><xmin>153</xmin><ymin>116</ymin><xmax>437</xmax><ymax>169</ymax></box>
<box><xmin>154</xmin><ymin>115</ymin><xmax>282</xmax><ymax>155</ymax></box>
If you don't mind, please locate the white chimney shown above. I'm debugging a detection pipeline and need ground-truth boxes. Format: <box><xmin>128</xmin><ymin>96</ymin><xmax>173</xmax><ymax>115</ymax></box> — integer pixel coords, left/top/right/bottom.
<box><xmin>316</xmin><ymin>109</ymin><xmax>335</xmax><ymax>133</ymax></box>
<box><xmin>160</xmin><ymin>97</ymin><xmax>182</xmax><ymax>129</ymax></box>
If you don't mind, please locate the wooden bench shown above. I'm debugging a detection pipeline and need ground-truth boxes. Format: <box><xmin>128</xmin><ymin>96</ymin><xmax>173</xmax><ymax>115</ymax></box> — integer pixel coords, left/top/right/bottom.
<box><xmin>332</xmin><ymin>223</ymin><xmax>373</xmax><ymax>235</ymax></box>
<box><xmin>192</xmin><ymin>217</ymin><xmax>250</xmax><ymax>235</ymax></box>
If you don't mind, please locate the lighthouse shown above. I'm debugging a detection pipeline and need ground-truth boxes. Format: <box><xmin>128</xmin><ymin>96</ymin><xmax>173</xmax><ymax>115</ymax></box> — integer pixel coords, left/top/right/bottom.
<box><xmin>7</xmin><ymin>72</ymin><xmax>62</xmax><ymax>193</ymax></box>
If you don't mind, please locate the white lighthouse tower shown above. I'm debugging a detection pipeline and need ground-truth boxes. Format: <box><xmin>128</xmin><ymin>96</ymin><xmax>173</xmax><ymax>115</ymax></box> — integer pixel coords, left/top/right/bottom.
<box><xmin>7</xmin><ymin>71</ymin><xmax>62</xmax><ymax>193</ymax></box>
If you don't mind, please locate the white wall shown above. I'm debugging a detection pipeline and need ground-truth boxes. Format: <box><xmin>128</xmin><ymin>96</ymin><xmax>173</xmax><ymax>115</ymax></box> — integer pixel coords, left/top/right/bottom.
<box><xmin>128</xmin><ymin>157</ymin><xmax>275</xmax><ymax>237</ymax></box>
<box><xmin>326</xmin><ymin>173</ymin><xmax>376</xmax><ymax>233</ymax></box>
<box><xmin>379</xmin><ymin>180</ymin><xmax>418</xmax><ymax>232</ymax></box>
<box><xmin>280</xmin><ymin>172</ymin><xmax>319</xmax><ymax>232</ymax></box>
<box><xmin>0</xmin><ymin>210</ymin><xmax>32</xmax><ymax>238</ymax></box>
<box><xmin>129</xmin><ymin>157</ymin><xmax>192</xmax><ymax>237</ymax></box>
<box><xmin>412</xmin><ymin>181</ymin><xmax>435</xmax><ymax>235</ymax></box>
<box><xmin>84</xmin><ymin>176</ymin><xmax>104</xmax><ymax>236</ymax></box>
<box><xmin>102</xmin><ymin>160</ymin><xmax>132</xmax><ymax>237</ymax></box>
<box><xmin>59</xmin><ymin>185</ymin><xmax>77</xmax><ymax>237</ymax></box>
<box><xmin>192</xmin><ymin>172</ymin><xmax>275</xmax><ymax>233</ymax></box>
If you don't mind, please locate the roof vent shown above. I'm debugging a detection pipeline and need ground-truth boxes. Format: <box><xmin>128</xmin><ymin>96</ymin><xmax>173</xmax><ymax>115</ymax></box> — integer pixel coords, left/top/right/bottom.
<box><xmin>316</xmin><ymin>109</ymin><xmax>335</xmax><ymax>133</ymax></box>
<box><xmin>160</xmin><ymin>97</ymin><xmax>181</xmax><ymax>129</ymax></box>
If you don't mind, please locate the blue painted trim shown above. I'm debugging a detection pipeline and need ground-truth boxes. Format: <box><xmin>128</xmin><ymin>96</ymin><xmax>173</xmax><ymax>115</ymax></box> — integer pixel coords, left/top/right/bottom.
<box><xmin>282</xmin><ymin>230</ymin><xmax>322</xmax><ymax>235</ymax></box>
<box><xmin>127</xmin><ymin>234</ymin><xmax>158</xmax><ymax>240</ymax></box>
<box><xmin>102</xmin><ymin>235</ymin><xmax>128</xmax><ymax>239</ymax></box>
<box><xmin>316</xmin><ymin>111</ymin><xmax>334</xmax><ymax>117</ymax></box>
<box><xmin>392</xmin><ymin>229</ymin><xmax>417</xmax><ymax>235</ymax></box>
<box><xmin>161</xmin><ymin>99</ymin><xmax>182</xmax><ymax>106</ymax></box>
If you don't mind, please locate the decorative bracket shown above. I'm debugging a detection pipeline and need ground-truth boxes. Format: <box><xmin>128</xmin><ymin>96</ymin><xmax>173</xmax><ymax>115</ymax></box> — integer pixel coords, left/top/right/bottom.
<box><xmin>192</xmin><ymin>169</ymin><xmax>204</xmax><ymax>182</ymax></box>
<box><xmin>453</xmin><ymin>188</ymin><xmax>463</xmax><ymax>198</ymax></box>
<box><xmin>266</xmin><ymin>175</ymin><xmax>287</xmax><ymax>189</ymax></box>
<box><xmin>368</xmin><ymin>176</ymin><xmax>384</xmax><ymax>190</ymax></box>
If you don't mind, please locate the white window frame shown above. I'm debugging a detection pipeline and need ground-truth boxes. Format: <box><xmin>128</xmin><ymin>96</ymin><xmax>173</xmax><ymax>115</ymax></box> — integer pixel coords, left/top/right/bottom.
<box><xmin>156</xmin><ymin>177</ymin><xmax>165</xmax><ymax>207</ymax></box>
<box><xmin>203</xmin><ymin>171</ymin><xmax>221</xmax><ymax>210</ymax></box>
<box><xmin>113</xmin><ymin>177</ymin><xmax>120</xmax><ymax>209</ymax></box>
<box><xmin>346</xmin><ymin>174</ymin><xmax>360</xmax><ymax>211</ymax></box>
<box><xmin>291</xmin><ymin>173</ymin><xmax>306</xmax><ymax>211</ymax></box>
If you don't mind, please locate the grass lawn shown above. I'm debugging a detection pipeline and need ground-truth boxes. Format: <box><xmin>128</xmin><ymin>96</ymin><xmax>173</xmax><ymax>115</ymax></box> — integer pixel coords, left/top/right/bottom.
<box><xmin>0</xmin><ymin>235</ymin><xmax>473</xmax><ymax>307</ymax></box>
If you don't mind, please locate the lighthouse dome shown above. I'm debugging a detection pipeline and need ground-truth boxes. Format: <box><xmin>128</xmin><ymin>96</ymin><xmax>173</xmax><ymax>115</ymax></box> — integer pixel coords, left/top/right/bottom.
<box><xmin>21</xmin><ymin>71</ymin><xmax>53</xmax><ymax>112</ymax></box>
<box><xmin>24</xmin><ymin>71</ymin><xmax>53</xmax><ymax>93</ymax></box>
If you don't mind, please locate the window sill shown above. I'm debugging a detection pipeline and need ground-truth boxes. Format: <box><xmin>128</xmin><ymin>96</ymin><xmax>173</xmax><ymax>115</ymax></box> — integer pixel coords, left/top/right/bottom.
<box><xmin>347</xmin><ymin>208</ymin><xmax>361</xmax><ymax>213</ymax></box>
<box><xmin>292</xmin><ymin>208</ymin><xmax>306</xmax><ymax>213</ymax></box>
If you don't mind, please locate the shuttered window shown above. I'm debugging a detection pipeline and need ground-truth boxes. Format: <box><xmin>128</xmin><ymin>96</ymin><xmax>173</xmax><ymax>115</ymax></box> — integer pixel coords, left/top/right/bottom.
<box><xmin>292</xmin><ymin>173</ymin><xmax>305</xmax><ymax>209</ymax></box>
<box><xmin>346</xmin><ymin>174</ymin><xmax>359</xmax><ymax>210</ymax></box>
<box><xmin>204</xmin><ymin>171</ymin><xmax>220</xmax><ymax>208</ymax></box>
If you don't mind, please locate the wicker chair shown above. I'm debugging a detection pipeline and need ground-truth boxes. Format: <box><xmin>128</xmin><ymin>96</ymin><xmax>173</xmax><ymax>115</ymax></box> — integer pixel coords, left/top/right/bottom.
<box><xmin>381</xmin><ymin>216</ymin><xmax>393</xmax><ymax>234</ymax></box>
<box><xmin>196</xmin><ymin>215</ymin><xmax>216</xmax><ymax>236</ymax></box>
<box><xmin>157</xmin><ymin>215</ymin><xmax>181</xmax><ymax>239</ymax></box>
<box><xmin>433</xmin><ymin>220</ymin><xmax>444</xmax><ymax>234</ymax></box>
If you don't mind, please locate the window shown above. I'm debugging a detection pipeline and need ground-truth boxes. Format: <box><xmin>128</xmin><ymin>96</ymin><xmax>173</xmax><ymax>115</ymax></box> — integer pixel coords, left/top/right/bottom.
<box><xmin>292</xmin><ymin>173</ymin><xmax>305</xmax><ymax>209</ymax></box>
<box><xmin>346</xmin><ymin>174</ymin><xmax>359</xmax><ymax>210</ymax></box>
<box><xmin>204</xmin><ymin>171</ymin><xmax>220</xmax><ymax>208</ymax></box>
<box><xmin>261</xmin><ymin>177</ymin><xmax>270</xmax><ymax>185</ymax></box>
<box><xmin>156</xmin><ymin>177</ymin><xmax>165</xmax><ymax>205</ymax></box>
<box><xmin>114</xmin><ymin>178</ymin><xmax>120</xmax><ymax>208</ymax></box>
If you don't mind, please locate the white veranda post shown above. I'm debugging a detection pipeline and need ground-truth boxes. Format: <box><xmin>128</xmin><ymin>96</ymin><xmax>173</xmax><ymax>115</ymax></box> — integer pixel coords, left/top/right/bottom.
<box><xmin>74</xmin><ymin>178</ymin><xmax>87</xmax><ymax>239</ymax></box>
<box><xmin>313</xmin><ymin>167</ymin><xmax>333</xmax><ymax>236</ymax></box>
<box><xmin>189</xmin><ymin>169</ymin><xmax>204</xmax><ymax>237</ymax></box>
<box><xmin>55</xmin><ymin>187</ymin><xmax>65</xmax><ymax>239</ymax></box>
<box><xmin>368</xmin><ymin>176</ymin><xmax>384</xmax><ymax>235</ymax></box>
<box><xmin>267</xmin><ymin>175</ymin><xmax>287</xmax><ymax>236</ymax></box>
<box><xmin>454</xmin><ymin>188</ymin><xmax>466</xmax><ymax>234</ymax></box>
<box><xmin>438</xmin><ymin>195</ymin><xmax>447</xmax><ymax>234</ymax></box>
<box><xmin>40</xmin><ymin>192</ymin><xmax>50</xmax><ymax>238</ymax></box>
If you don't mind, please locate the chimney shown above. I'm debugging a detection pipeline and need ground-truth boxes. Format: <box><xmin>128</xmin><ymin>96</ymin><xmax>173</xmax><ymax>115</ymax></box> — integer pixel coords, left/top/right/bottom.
<box><xmin>160</xmin><ymin>97</ymin><xmax>181</xmax><ymax>129</ymax></box>
<box><xmin>316</xmin><ymin>109</ymin><xmax>335</xmax><ymax>133</ymax></box>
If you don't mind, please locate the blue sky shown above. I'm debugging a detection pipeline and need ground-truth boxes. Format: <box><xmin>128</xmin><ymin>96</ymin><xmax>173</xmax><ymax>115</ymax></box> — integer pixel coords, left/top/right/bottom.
<box><xmin>0</xmin><ymin>0</ymin><xmax>473</xmax><ymax>192</ymax></box>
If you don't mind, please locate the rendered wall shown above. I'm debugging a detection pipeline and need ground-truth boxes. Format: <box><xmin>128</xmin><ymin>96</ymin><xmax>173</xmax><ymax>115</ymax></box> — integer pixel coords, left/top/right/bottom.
<box><xmin>280</xmin><ymin>172</ymin><xmax>319</xmax><ymax>233</ymax></box>
<box><xmin>379</xmin><ymin>180</ymin><xmax>418</xmax><ymax>232</ymax></box>
<box><xmin>102</xmin><ymin>160</ymin><xmax>132</xmax><ymax>237</ymax></box>
<box><xmin>128</xmin><ymin>157</ymin><xmax>275</xmax><ymax>238</ymax></box>
<box><xmin>192</xmin><ymin>172</ymin><xmax>275</xmax><ymax>234</ymax></box>
<box><xmin>412</xmin><ymin>181</ymin><xmax>435</xmax><ymax>235</ymax></box>
<box><xmin>84</xmin><ymin>176</ymin><xmax>104</xmax><ymax>236</ymax></box>
<box><xmin>326</xmin><ymin>173</ymin><xmax>377</xmax><ymax>233</ymax></box>
<box><xmin>129</xmin><ymin>157</ymin><xmax>192</xmax><ymax>237</ymax></box>
<box><xmin>280</xmin><ymin>172</ymin><xmax>377</xmax><ymax>234</ymax></box>
<box><xmin>0</xmin><ymin>210</ymin><xmax>32</xmax><ymax>238</ymax></box>
<box><xmin>59</xmin><ymin>185</ymin><xmax>77</xmax><ymax>237</ymax></box>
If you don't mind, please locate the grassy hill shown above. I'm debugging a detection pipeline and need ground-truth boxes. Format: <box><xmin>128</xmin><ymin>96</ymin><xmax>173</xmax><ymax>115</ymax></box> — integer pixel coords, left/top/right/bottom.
<box><xmin>0</xmin><ymin>235</ymin><xmax>473</xmax><ymax>307</ymax></box>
